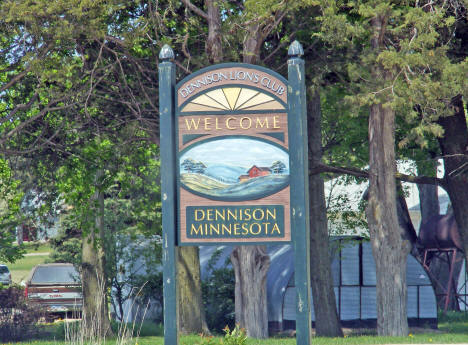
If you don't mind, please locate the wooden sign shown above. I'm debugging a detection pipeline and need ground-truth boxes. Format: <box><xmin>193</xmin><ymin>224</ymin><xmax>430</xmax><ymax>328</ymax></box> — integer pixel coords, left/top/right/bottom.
<box><xmin>176</xmin><ymin>64</ymin><xmax>291</xmax><ymax>244</ymax></box>
<box><xmin>159</xmin><ymin>41</ymin><xmax>312</xmax><ymax>345</ymax></box>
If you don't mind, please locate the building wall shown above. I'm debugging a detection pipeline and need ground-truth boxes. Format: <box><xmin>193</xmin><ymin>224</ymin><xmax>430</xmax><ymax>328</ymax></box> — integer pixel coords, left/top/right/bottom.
<box><xmin>278</xmin><ymin>240</ymin><xmax>437</xmax><ymax>329</ymax></box>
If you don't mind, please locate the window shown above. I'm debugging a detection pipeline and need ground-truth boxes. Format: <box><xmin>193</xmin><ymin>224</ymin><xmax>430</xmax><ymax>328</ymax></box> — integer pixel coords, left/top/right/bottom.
<box><xmin>31</xmin><ymin>266</ymin><xmax>80</xmax><ymax>284</ymax></box>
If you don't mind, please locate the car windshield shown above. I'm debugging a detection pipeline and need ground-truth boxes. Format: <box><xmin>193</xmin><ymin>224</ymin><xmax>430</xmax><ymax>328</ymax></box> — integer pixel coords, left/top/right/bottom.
<box><xmin>31</xmin><ymin>266</ymin><xmax>80</xmax><ymax>284</ymax></box>
<box><xmin>0</xmin><ymin>266</ymin><xmax>9</xmax><ymax>274</ymax></box>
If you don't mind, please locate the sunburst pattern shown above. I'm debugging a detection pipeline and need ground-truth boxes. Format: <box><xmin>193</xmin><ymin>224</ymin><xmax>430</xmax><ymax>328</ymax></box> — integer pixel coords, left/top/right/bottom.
<box><xmin>181</xmin><ymin>87</ymin><xmax>285</xmax><ymax>112</ymax></box>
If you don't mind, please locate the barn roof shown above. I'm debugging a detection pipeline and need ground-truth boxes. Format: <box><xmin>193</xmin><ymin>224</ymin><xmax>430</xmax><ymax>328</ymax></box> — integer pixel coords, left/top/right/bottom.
<box><xmin>247</xmin><ymin>165</ymin><xmax>271</xmax><ymax>172</ymax></box>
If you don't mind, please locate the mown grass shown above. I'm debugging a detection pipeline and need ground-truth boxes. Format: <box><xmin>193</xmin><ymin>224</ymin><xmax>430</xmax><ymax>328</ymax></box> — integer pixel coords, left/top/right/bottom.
<box><xmin>7</xmin><ymin>245</ymin><xmax>468</xmax><ymax>345</ymax></box>
<box><xmin>8</xmin><ymin>242</ymin><xmax>51</xmax><ymax>283</ymax></box>
<box><xmin>21</xmin><ymin>242</ymin><xmax>52</xmax><ymax>254</ymax></box>
<box><xmin>12</xmin><ymin>316</ymin><xmax>468</xmax><ymax>345</ymax></box>
<box><xmin>11</xmin><ymin>332</ymin><xmax>468</xmax><ymax>345</ymax></box>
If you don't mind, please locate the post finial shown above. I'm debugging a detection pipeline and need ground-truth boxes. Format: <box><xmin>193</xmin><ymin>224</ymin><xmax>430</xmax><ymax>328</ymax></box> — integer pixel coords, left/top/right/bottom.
<box><xmin>159</xmin><ymin>44</ymin><xmax>175</xmax><ymax>61</ymax></box>
<box><xmin>288</xmin><ymin>40</ymin><xmax>304</xmax><ymax>58</ymax></box>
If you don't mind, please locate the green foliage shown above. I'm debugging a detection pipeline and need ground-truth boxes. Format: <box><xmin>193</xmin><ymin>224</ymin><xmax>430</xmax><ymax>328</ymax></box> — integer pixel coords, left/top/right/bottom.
<box><xmin>0</xmin><ymin>158</ymin><xmax>24</xmax><ymax>263</ymax></box>
<box><xmin>202</xmin><ymin>250</ymin><xmax>235</xmax><ymax>334</ymax></box>
<box><xmin>49</xmin><ymin>138</ymin><xmax>162</xmax><ymax>321</ymax></box>
<box><xmin>326</xmin><ymin>175</ymin><xmax>368</xmax><ymax>237</ymax></box>
<box><xmin>317</xmin><ymin>0</ymin><xmax>468</xmax><ymax>149</ymax></box>
<box><xmin>319</xmin><ymin>86</ymin><xmax>369</xmax><ymax>168</ymax></box>
<box><xmin>47</xmin><ymin>227</ymin><xmax>82</xmax><ymax>265</ymax></box>
<box><xmin>106</xmin><ymin>232</ymin><xmax>163</xmax><ymax>322</ymax></box>
<box><xmin>192</xmin><ymin>324</ymin><xmax>247</xmax><ymax>345</ymax></box>
<box><xmin>222</xmin><ymin>325</ymin><xmax>247</xmax><ymax>345</ymax></box>
<box><xmin>438</xmin><ymin>310</ymin><xmax>468</xmax><ymax>323</ymax></box>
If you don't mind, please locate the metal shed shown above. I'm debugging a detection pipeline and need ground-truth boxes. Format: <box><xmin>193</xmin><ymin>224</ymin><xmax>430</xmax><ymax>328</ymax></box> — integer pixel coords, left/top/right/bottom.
<box><xmin>200</xmin><ymin>237</ymin><xmax>438</xmax><ymax>332</ymax></box>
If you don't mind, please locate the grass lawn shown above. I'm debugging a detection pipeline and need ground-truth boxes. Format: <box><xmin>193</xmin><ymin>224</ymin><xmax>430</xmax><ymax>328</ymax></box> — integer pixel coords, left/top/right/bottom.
<box><xmin>11</xmin><ymin>333</ymin><xmax>468</xmax><ymax>345</ymax></box>
<box><xmin>10</xmin><ymin>316</ymin><xmax>468</xmax><ymax>345</ymax></box>
<box><xmin>4</xmin><ymin>244</ymin><xmax>467</xmax><ymax>345</ymax></box>
<box><xmin>22</xmin><ymin>242</ymin><xmax>52</xmax><ymax>254</ymax></box>
<box><xmin>8</xmin><ymin>242</ymin><xmax>52</xmax><ymax>283</ymax></box>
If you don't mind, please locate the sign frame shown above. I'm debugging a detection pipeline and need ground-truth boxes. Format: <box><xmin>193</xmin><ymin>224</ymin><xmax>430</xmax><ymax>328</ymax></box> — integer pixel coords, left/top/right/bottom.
<box><xmin>159</xmin><ymin>41</ymin><xmax>311</xmax><ymax>345</ymax></box>
<box><xmin>175</xmin><ymin>62</ymin><xmax>291</xmax><ymax>246</ymax></box>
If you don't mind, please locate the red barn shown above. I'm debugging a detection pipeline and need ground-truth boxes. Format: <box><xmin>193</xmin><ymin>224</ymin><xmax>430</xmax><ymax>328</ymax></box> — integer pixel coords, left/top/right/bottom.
<box><xmin>247</xmin><ymin>165</ymin><xmax>271</xmax><ymax>178</ymax></box>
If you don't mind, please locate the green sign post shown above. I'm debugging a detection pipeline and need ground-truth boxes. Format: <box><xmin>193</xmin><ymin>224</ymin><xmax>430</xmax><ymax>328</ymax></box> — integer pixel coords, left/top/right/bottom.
<box><xmin>159</xmin><ymin>41</ymin><xmax>311</xmax><ymax>345</ymax></box>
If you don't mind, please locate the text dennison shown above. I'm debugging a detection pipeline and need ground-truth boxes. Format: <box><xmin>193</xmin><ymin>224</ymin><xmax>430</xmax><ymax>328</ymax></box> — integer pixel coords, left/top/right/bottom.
<box><xmin>186</xmin><ymin>205</ymin><xmax>284</xmax><ymax>239</ymax></box>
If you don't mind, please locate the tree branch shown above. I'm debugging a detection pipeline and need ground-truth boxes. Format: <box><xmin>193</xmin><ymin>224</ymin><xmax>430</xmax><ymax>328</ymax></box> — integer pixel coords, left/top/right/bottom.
<box><xmin>2</xmin><ymin>93</ymin><xmax>39</xmax><ymax>125</ymax></box>
<box><xmin>311</xmin><ymin>162</ymin><xmax>447</xmax><ymax>188</ymax></box>
<box><xmin>181</xmin><ymin>0</ymin><xmax>209</xmax><ymax>20</ymax></box>
<box><xmin>0</xmin><ymin>42</ymin><xmax>53</xmax><ymax>94</ymax></box>
<box><xmin>0</xmin><ymin>65</ymin><xmax>32</xmax><ymax>94</ymax></box>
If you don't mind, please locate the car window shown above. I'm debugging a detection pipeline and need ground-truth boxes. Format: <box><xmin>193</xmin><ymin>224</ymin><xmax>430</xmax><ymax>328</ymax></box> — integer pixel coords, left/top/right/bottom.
<box><xmin>0</xmin><ymin>266</ymin><xmax>9</xmax><ymax>274</ymax></box>
<box><xmin>31</xmin><ymin>266</ymin><xmax>80</xmax><ymax>284</ymax></box>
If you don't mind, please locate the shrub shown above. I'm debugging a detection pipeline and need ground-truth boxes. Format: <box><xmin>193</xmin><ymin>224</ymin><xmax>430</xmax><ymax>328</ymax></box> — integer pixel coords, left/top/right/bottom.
<box><xmin>223</xmin><ymin>325</ymin><xmax>247</xmax><ymax>345</ymax></box>
<box><xmin>0</xmin><ymin>286</ymin><xmax>45</xmax><ymax>341</ymax></box>
<box><xmin>202</xmin><ymin>250</ymin><xmax>235</xmax><ymax>334</ymax></box>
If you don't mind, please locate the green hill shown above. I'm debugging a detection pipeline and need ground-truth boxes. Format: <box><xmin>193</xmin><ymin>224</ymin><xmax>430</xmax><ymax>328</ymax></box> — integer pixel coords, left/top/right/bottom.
<box><xmin>181</xmin><ymin>173</ymin><xmax>229</xmax><ymax>192</ymax></box>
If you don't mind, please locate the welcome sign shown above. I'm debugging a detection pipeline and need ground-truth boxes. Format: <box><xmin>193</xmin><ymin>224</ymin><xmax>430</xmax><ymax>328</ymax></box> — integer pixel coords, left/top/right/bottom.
<box><xmin>176</xmin><ymin>64</ymin><xmax>291</xmax><ymax>244</ymax></box>
<box><xmin>160</xmin><ymin>41</ymin><xmax>312</xmax><ymax>345</ymax></box>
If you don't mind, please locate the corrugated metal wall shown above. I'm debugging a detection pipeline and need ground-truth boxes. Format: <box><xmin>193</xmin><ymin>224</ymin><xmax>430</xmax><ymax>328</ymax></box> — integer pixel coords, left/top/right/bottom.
<box><xmin>282</xmin><ymin>239</ymin><xmax>437</xmax><ymax>322</ymax></box>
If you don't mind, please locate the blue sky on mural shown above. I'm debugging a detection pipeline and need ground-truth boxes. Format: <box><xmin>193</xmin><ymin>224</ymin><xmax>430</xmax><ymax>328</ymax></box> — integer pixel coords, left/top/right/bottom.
<box><xmin>180</xmin><ymin>138</ymin><xmax>289</xmax><ymax>169</ymax></box>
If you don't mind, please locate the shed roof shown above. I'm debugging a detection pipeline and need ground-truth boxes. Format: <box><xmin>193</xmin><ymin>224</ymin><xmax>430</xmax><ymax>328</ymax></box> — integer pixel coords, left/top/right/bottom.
<box><xmin>200</xmin><ymin>237</ymin><xmax>437</xmax><ymax>324</ymax></box>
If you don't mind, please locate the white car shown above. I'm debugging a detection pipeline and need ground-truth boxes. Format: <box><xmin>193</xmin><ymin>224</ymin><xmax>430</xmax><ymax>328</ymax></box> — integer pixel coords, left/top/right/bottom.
<box><xmin>0</xmin><ymin>264</ymin><xmax>12</xmax><ymax>285</ymax></box>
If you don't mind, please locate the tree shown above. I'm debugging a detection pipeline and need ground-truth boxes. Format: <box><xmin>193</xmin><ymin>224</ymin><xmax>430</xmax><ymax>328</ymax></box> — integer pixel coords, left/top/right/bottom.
<box><xmin>82</xmin><ymin>170</ymin><xmax>112</xmax><ymax>337</ymax></box>
<box><xmin>174</xmin><ymin>0</ymin><xmax>343</xmax><ymax>337</ymax></box>
<box><xmin>177</xmin><ymin>246</ymin><xmax>210</xmax><ymax>334</ymax></box>
<box><xmin>193</xmin><ymin>162</ymin><xmax>207</xmax><ymax>174</ymax></box>
<box><xmin>0</xmin><ymin>0</ymin><xmax>167</xmax><ymax>336</ymax></box>
<box><xmin>437</xmin><ymin>95</ymin><xmax>468</xmax><ymax>257</ymax></box>
<box><xmin>270</xmin><ymin>161</ymin><xmax>286</xmax><ymax>174</ymax></box>
<box><xmin>181</xmin><ymin>158</ymin><xmax>197</xmax><ymax>172</ymax></box>
<box><xmin>56</xmin><ymin>141</ymin><xmax>116</xmax><ymax>338</ymax></box>
<box><xmin>316</xmin><ymin>0</ymin><xmax>467</xmax><ymax>335</ymax></box>
<box><xmin>49</xmin><ymin>143</ymin><xmax>162</xmax><ymax>323</ymax></box>
<box><xmin>307</xmin><ymin>90</ymin><xmax>343</xmax><ymax>337</ymax></box>
<box><xmin>0</xmin><ymin>0</ymin><xmax>208</xmax><ymax>336</ymax></box>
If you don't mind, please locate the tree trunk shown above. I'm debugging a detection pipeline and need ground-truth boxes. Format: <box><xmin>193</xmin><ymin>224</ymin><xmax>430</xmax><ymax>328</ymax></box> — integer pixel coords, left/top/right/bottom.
<box><xmin>417</xmin><ymin>168</ymin><xmax>453</xmax><ymax>309</ymax></box>
<box><xmin>365</xmin><ymin>14</ymin><xmax>411</xmax><ymax>336</ymax></box>
<box><xmin>177</xmin><ymin>246</ymin><xmax>209</xmax><ymax>334</ymax></box>
<box><xmin>230</xmin><ymin>245</ymin><xmax>270</xmax><ymax>338</ymax></box>
<box><xmin>417</xmin><ymin>183</ymin><xmax>439</xmax><ymax>225</ymax></box>
<box><xmin>437</xmin><ymin>95</ymin><xmax>468</xmax><ymax>257</ymax></box>
<box><xmin>432</xmin><ymin>95</ymin><xmax>468</xmax><ymax>311</ymax></box>
<box><xmin>17</xmin><ymin>225</ymin><xmax>23</xmax><ymax>245</ymax></box>
<box><xmin>176</xmin><ymin>1</ymin><xmax>221</xmax><ymax>335</ymax></box>
<box><xmin>366</xmin><ymin>100</ymin><xmax>411</xmax><ymax>336</ymax></box>
<box><xmin>228</xmin><ymin>26</ymin><xmax>271</xmax><ymax>339</ymax></box>
<box><xmin>243</xmin><ymin>23</ymin><xmax>263</xmax><ymax>64</ymax></box>
<box><xmin>393</xmin><ymin>181</ymin><xmax>457</xmax><ymax>312</ymax></box>
<box><xmin>205</xmin><ymin>0</ymin><xmax>223</xmax><ymax>63</ymax></box>
<box><xmin>307</xmin><ymin>90</ymin><xmax>343</xmax><ymax>336</ymax></box>
<box><xmin>81</xmin><ymin>177</ymin><xmax>112</xmax><ymax>338</ymax></box>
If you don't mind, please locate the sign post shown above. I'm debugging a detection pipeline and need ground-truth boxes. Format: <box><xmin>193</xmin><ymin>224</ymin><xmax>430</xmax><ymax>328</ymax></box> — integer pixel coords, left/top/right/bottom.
<box><xmin>159</xmin><ymin>45</ymin><xmax>179</xmax><ymax>345</ymax></box>
<box><xmin>288</xmin><ymin>41</ymin><xmax>312</xmax><ymax>345</ymax></box>
<box><xmin>159</xmin><ymin>41</ymin><xmax>310</xmax><ymax>345</ymax></box>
